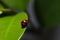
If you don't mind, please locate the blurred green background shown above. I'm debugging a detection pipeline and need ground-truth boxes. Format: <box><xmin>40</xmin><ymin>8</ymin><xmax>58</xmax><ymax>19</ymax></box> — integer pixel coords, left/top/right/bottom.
<box><xmin>36</xmin><ymin>0</ymin><xmax>60</xmax><ymax>28</ymax></box>
<box><xmin>2</xmin><ymin>0</ymin><xmax>29</xmax><ymax>11</ymax></box>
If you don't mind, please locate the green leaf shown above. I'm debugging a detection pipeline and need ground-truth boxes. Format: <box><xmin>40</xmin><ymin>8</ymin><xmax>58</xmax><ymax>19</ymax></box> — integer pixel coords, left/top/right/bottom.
<box><xmin>0</xmin><ymin>12</ymin><xmax>28</xmax><ymax>40</ymax></box>
<box><xmin>2</xmin><ymin>0</ymin><xmax>29</xmax><ymax>11</ymax></box>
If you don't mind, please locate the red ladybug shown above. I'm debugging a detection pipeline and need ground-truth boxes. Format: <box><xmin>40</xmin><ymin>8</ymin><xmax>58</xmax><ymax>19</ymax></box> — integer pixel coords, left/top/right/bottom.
<box><xmin>21</xmin><ymin>19</ymin><xmax>28</xmax><ymax>28</ymax></box>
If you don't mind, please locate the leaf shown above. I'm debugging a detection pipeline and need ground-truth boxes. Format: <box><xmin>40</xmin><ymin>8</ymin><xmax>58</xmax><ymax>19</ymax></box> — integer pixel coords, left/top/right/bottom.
<box><xmin>0</xmin><ymin>12</ymin><xmax>28</xmax><ymax>40</ymax></box>
<box><xmin>2</xmin><ymin>0</ymin><xmax>29</xmax><ymax>11</ymax></box>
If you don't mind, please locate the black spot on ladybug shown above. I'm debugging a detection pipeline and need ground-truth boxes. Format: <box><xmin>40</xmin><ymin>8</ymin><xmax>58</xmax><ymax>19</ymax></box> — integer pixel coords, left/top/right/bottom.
<box><xmin>21</xmin><ymin>19</ymin><xmax>28</xmax><ymax>28</ymax></box>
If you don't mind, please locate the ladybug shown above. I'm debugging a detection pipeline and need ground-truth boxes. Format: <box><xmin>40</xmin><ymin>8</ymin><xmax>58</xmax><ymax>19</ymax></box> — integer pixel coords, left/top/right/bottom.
<box><xmin>21</xmin><ymin>19</ymin><xmax>28</xmax><ymax>28</ymax></box>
